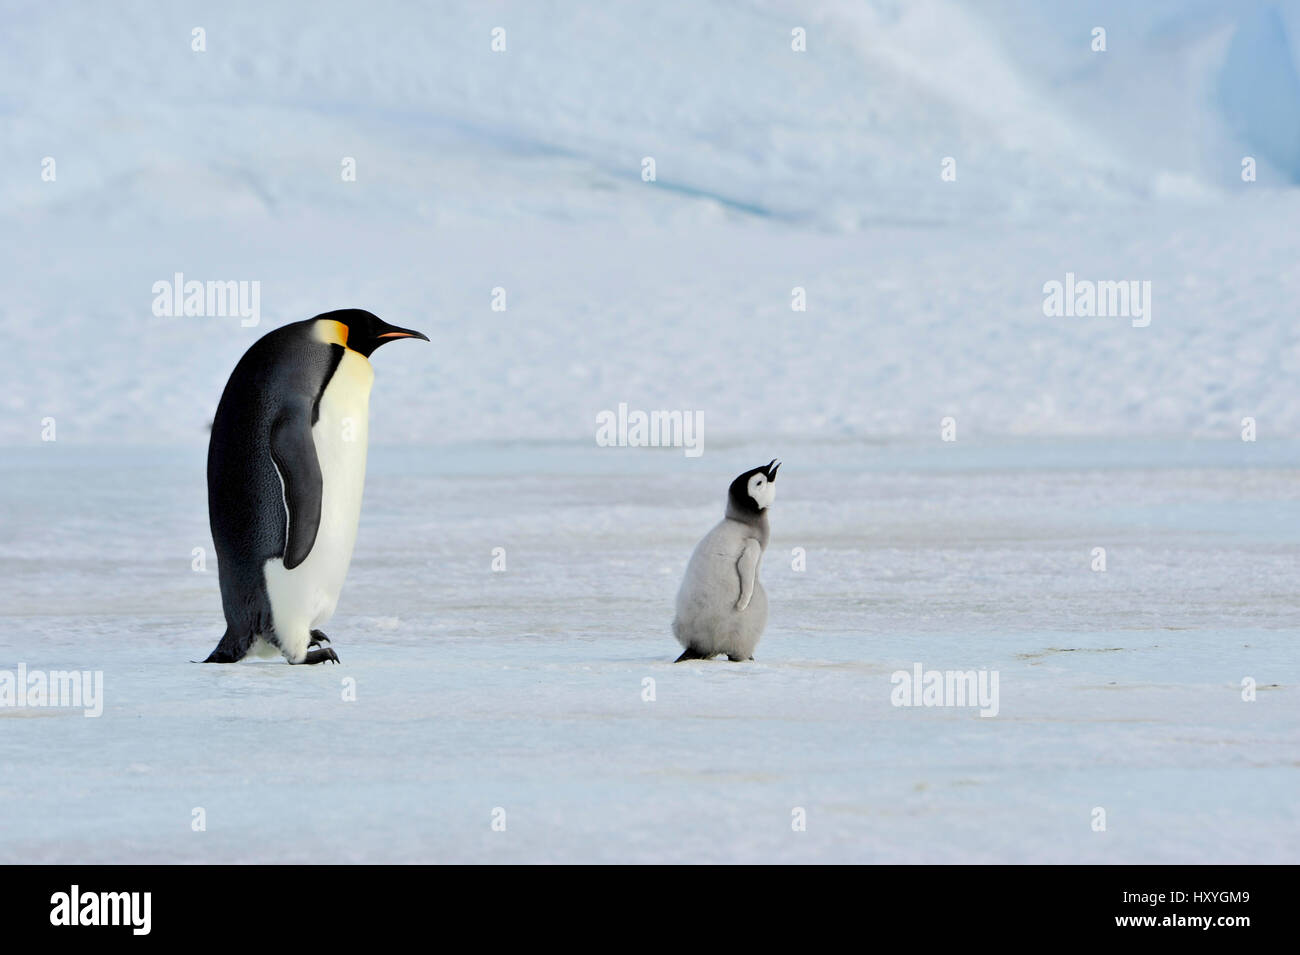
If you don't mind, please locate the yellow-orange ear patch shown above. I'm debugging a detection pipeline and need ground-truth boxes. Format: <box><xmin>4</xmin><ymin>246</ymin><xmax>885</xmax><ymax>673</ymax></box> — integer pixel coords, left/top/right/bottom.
<box><xmin>313</xmin><ymin>319</ymin><xmax>349</xmax><ymax>347</ymax></box>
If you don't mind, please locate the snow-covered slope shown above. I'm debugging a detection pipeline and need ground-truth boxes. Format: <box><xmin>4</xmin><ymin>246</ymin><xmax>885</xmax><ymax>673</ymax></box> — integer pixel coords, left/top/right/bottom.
<box><xmin>2</xmin><ymin>1</ymin><xmax>1299</xmax><ymax>446</ymax></box>
<box><xmin>0</xmin><ymin>0</ymin><xmax>1139</xmax><ymax>227</ymax></box>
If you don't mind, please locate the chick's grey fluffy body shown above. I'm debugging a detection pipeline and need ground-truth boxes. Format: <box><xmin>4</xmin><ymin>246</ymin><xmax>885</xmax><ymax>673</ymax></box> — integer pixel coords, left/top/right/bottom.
<box><xmin>672</xmin><ymin>461</ymin><xmax>779</xmax><ymax>662</ymax></box>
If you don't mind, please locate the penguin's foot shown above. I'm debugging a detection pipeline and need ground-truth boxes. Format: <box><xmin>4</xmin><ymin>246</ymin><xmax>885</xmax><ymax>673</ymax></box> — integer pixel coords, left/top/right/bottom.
<box><xmin>308</xmin><ymin>629</ymin><xmax>330</xmax><ymax>648</ymax></box>
<box><xmin>674</xmin><ymin>647</ymin><xmax>716</xmax><ymax>663</ymax></box>
<box><xmin>726</xmin><ymin>655</ymin><xmax>755</xmax><ymax>662</ymax></box>
<box><xmin>295</xmin><ymin>648</ymin><xmax>340</xmax><ymax>665</ymax></box>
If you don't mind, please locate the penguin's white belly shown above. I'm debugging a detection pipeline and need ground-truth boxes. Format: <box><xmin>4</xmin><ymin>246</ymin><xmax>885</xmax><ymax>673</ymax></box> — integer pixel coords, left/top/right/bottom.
<box><xmin>261</xmin><ymin>351</ymin><xmax>373</xmax><ymax>660</ymax></box>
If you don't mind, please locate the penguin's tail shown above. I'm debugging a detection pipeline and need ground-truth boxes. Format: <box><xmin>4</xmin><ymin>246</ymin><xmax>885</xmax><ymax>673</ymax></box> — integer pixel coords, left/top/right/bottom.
<box><xmin>199</xmin><ymin>628</ymin><xmax>250</xmax><ymax>664</ymax></box>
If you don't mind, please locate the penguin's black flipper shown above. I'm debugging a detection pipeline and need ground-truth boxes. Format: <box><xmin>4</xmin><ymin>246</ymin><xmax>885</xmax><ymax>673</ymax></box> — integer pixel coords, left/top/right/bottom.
<box><xmin>675</xmin><ymin>647</ymin><xmax>713</xmax><ymax>662</ymax></box>
<box><xmin>269</xmin><ymin>403</ymin><xmax>323</xmax><ymax>571</ymax></box>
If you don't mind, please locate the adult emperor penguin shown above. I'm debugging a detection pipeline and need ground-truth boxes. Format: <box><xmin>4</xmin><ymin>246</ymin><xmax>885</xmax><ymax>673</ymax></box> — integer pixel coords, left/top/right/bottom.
<box><xmin>672</xmin><ymin>460</ymin><xmax>780</xmax><ymax>662</ymax></box>
<box><xmin>202</xmin><ymin>309</ymin><xmax>428</xmax><ymax>665</ymax></box>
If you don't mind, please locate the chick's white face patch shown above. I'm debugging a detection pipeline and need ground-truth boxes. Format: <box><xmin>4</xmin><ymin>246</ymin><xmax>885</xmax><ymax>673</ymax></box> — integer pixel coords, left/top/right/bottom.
<box><xmin>748</xmin><ymin>472</ymin><xmax>775</xmax><ymax>509</ymax></box>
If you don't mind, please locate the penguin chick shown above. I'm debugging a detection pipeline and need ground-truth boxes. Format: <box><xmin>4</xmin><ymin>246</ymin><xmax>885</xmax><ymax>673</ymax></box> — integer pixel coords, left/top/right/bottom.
<box><xmin>672</xmin><ymin>460</ymin><xmax>780</xmax><ymax>662</ymax></box>
<box><xmin>202</xmin><ymin>309</ymin><xmax>428</xmax><ymax>665</ymax></box>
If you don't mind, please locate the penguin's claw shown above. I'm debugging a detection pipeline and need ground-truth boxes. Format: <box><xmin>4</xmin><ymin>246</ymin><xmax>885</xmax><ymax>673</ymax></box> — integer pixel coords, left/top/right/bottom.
<box><xmin>308</xmin><ymin>629</ymin><xmax>331</xmax><ymax>648</ymax></box>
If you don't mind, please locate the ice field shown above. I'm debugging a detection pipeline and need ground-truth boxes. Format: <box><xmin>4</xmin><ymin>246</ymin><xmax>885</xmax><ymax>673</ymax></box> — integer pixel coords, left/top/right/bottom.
<box><xmin>2</xmin><ymin>1</ymin><xmax>1299</xmax><ymax>862</ymax></box>
<box><xmin>1</xmin><ymin>440</ymin><xmax>1297</xmax><ymax>863</ymax></box>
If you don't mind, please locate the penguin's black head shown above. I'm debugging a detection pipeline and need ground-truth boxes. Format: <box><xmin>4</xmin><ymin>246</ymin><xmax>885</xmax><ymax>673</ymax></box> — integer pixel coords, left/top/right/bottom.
<box><xmin>314</xmin><ymin>308</ymin><xmax>429</xmax><ymax>358</ymax></box>
<box><xmin>728</xmin><ymin>459</ymin><xmax>780</xmax><ymax>516</ymax></box>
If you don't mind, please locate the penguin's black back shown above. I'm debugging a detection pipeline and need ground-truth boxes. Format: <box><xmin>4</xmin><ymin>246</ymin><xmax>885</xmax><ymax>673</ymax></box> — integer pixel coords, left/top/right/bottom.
<box><xmin>206</xmin><ymin>318</ymin><xmax>344</xmax><ymax>647</ymax></box>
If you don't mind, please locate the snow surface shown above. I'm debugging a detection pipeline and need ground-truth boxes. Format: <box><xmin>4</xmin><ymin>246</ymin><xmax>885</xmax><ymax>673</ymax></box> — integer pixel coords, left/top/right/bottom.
<box><xmin>1</xmin><ymin>1</ymin><xmax>1298</xmax><ymax>862</ymax></box>
<box><xmin>2</xmin><ymin>441</ymin><xmax>1298</xmax><ymax>863</ymax></box>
